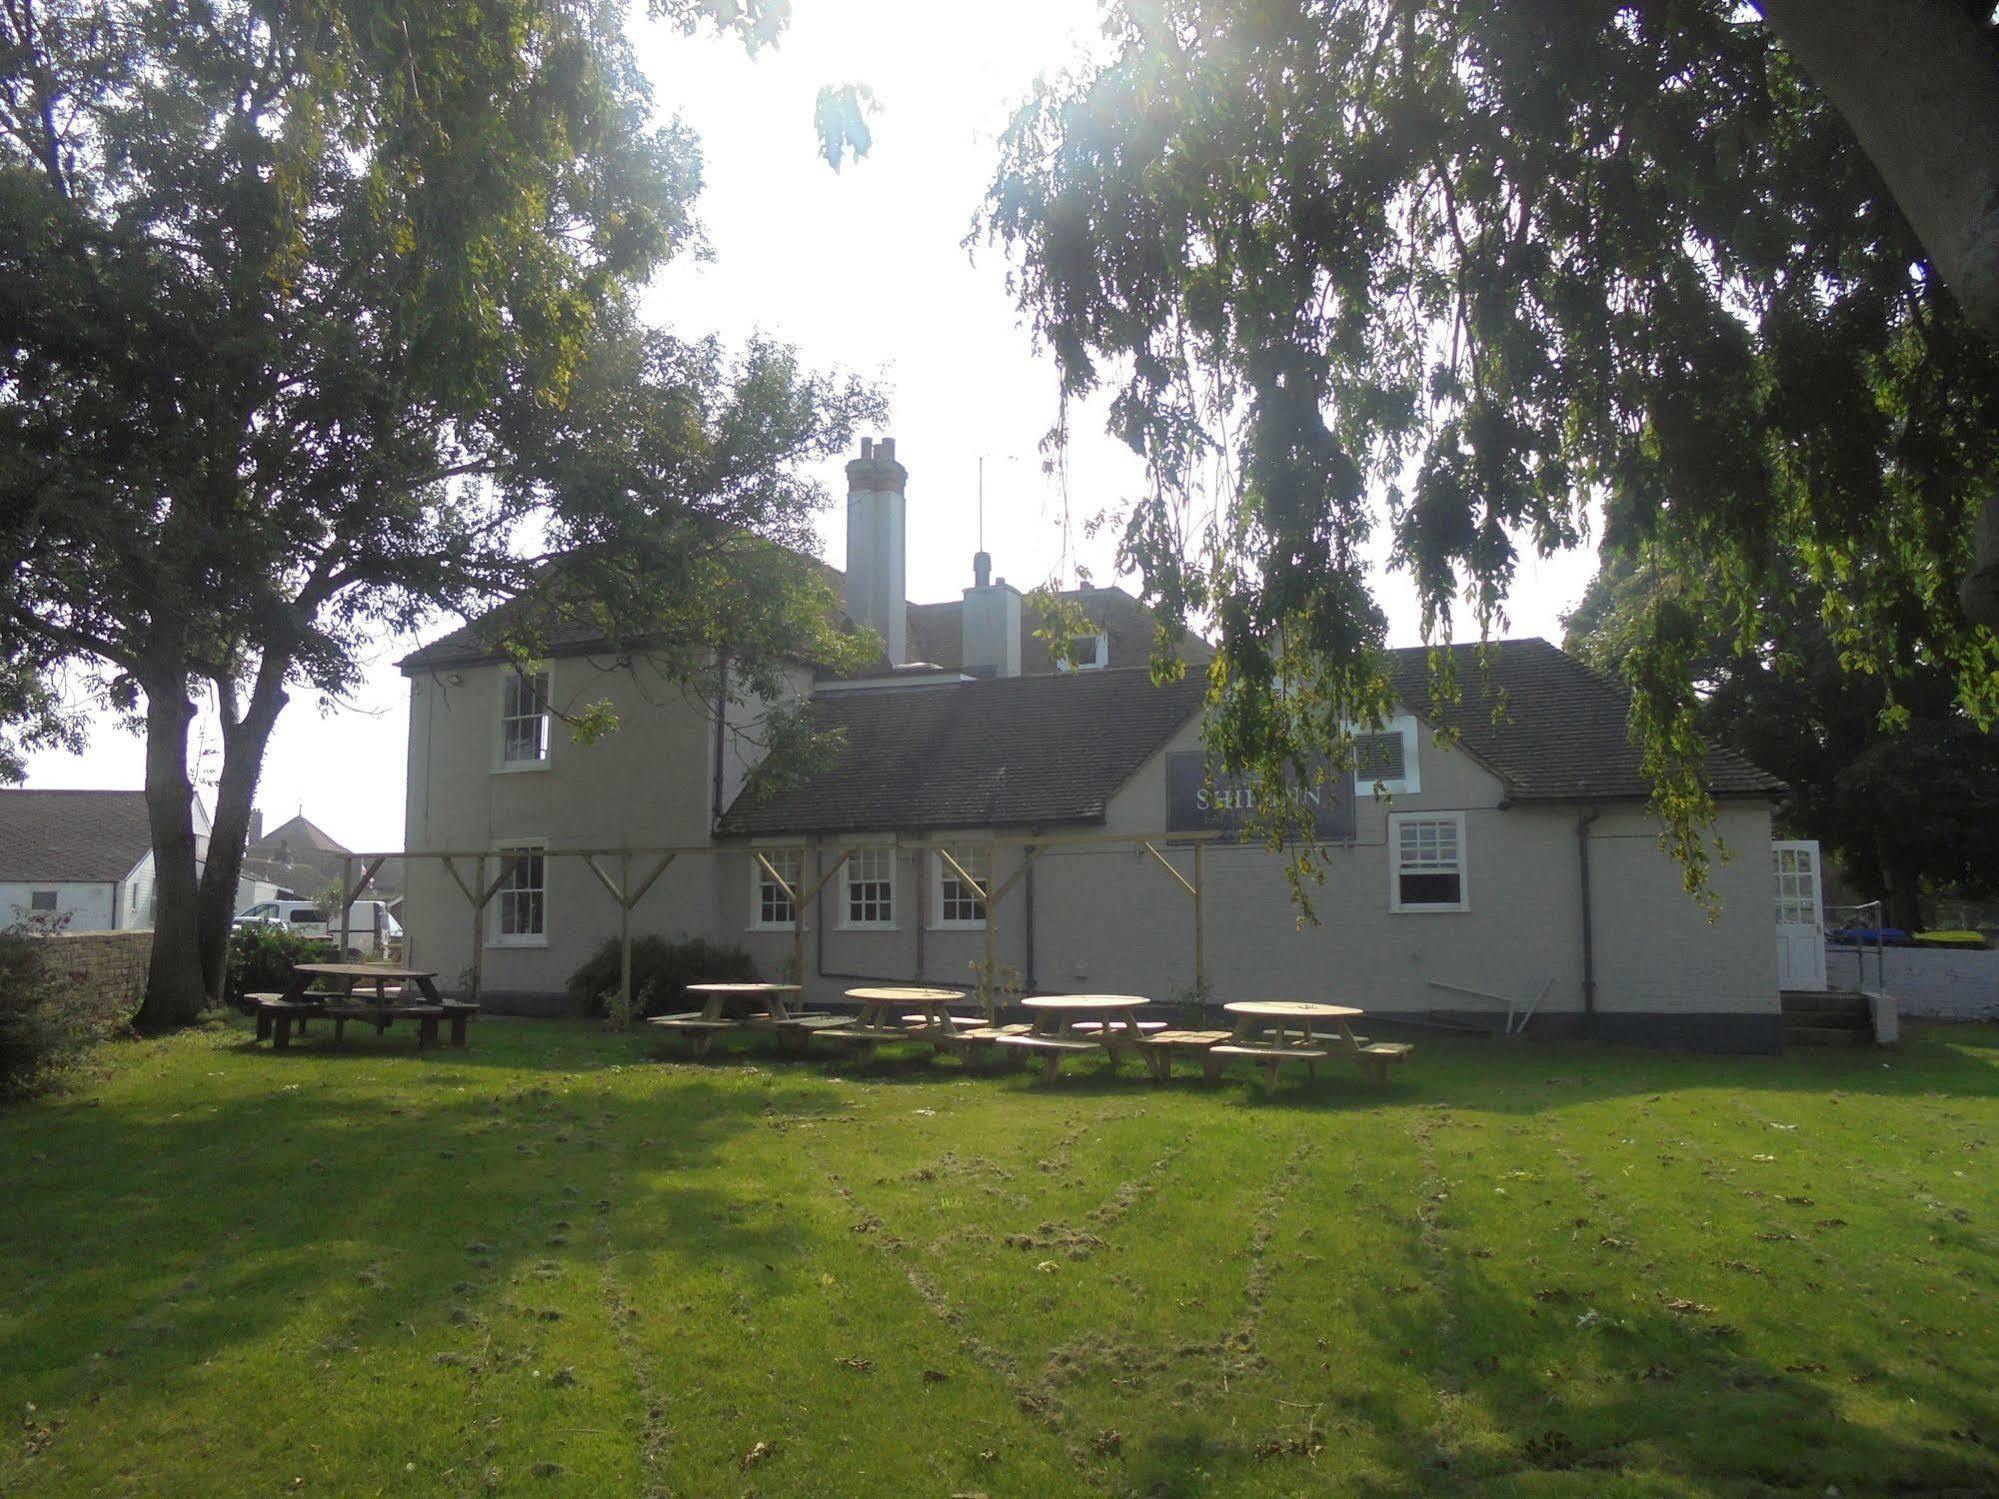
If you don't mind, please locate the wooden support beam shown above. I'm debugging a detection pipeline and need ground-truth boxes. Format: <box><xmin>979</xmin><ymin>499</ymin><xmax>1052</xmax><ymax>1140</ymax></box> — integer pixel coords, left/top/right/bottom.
<box><xmin>1139</xmin><ymin>840</ymin><xmax>1195</xmax><ymax>897</ymax></box>
<box><xmin>937</xmin><ymin>846</ymin><xmax>988</xmax><ymax>901</ymax></box>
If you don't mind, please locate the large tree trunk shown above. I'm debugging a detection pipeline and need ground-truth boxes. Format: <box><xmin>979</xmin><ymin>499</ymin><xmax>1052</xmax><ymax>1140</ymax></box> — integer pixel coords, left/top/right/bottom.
<box><xmin>195</xmin><ymin>674</ymin><xmax>288</xmax><ymax>1004</ymax></box>
<box><xmin>1753</xmin><ymin>0</ymin><xmax>1999</xmax><ymax>631</ymax></box>
<box><xmin>133</xmin><ymin>674</ymin><xmax>209</xmax><ymax>1031</ymax></box>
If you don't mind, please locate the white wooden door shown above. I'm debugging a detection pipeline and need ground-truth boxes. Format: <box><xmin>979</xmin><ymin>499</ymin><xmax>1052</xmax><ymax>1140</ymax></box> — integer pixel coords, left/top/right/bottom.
<box><xmin>1773</xmin><ymin>841</ymin><xmax>1827</xmax><ymax>991</ymax></box>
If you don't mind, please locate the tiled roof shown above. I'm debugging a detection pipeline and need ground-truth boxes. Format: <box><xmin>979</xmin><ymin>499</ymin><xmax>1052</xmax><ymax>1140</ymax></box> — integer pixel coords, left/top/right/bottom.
<box><xmin>250</xmin><ymin>814</ymin><xmax>347</xmax><ymax>855</ymax></box>
<box><xmin>0</xmin><ymin>790</ymin><xmax>153</xmax><ymax>883</ymax></box>
<box><xmin>718</xmin><ymin>638</ymin><xmax>1783</xmax><ymax>836</ymax></box>
<box><xmin>399</xmin><ymin>558</ymin><xmax>1211</xmax><ymax>680</ymax></box>
<box><xmin>905</xmin><ymin>586</ymin><xmax>1214</xmax><ymax>675</ymax></box>
<box><xmin>719</xmin><ymin>668</ymin><xmax>1211</xmax><ymax>835</ymax></box>
<box><xmin>1384</xmin><ymin>639</ymin><xmax>1785</xmax><ymax>801</ymax></box>
<box><xmin>397</xmin><ymin>552</ymin><xmax>849</xmax><ymax>672</ymax></box>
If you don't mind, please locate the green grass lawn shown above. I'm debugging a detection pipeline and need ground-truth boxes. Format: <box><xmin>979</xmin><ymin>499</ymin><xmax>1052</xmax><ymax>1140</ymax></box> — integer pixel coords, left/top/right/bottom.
<box><xmin>3</xmin><ymin>1017</ymin><xmax>1998</xmax><ymax>1497</ymax></box>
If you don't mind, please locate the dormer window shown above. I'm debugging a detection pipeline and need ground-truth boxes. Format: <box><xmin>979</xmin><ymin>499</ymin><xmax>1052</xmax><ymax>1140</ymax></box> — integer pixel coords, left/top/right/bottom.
<box><xmin>1058</xmin><ymin>631</ymin><xmax>1109</xmax><ymax>672</ymax></box>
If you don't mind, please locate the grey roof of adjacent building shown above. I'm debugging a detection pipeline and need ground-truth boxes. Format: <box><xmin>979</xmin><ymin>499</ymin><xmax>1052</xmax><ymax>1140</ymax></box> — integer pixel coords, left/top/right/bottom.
<box><xmin>717</xmin><ymin>637</ymin><xmax>1783</xmax><ymax>837</ymax></box>
<box><xmin>0</xmin><ymin>789</ymin><xmax>153</xmax><ymax>883</ymax></box>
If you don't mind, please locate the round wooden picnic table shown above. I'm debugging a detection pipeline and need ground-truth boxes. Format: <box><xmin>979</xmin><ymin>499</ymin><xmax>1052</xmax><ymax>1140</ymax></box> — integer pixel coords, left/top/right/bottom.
<box><xmin>685</xmin><ymin>982</ymin><xmax>804</xmax><ymax>1022</ymax></box>
<box><xmin>843</xmin><ymin>986</ymin><xmax>967</xmax><ymax>1033</ymax></box>
<box><xmin>1222</xmin><ymin>1000</ymin><xmax>1364</xmax><ymax>1049</ymax></box>
<box><xmin>1021</xmin><ymin>993</ymin><xmax>1152</xmax><ymax>1039</ymax></box>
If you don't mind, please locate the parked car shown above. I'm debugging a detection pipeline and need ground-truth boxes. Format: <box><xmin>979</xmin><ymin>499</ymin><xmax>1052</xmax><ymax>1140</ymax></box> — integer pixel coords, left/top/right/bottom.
<box><xmin>233</xmin><ymin>899</ymin><xmax>403</xmax><ymax>958</ymax></box>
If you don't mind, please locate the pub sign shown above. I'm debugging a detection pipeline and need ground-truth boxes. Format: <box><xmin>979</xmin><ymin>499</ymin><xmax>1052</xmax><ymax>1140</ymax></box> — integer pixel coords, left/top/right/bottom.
<box><xmin>1164</xmin><ymin>751</ymin><xmax>1358</xmax><ymax>842</ymax></box>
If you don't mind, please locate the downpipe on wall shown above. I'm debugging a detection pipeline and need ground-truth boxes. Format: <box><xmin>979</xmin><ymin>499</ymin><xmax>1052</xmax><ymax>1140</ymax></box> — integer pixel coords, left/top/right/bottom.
<box><xmin>1578</xmin><ymin>806</ymin><xmax>1601</xmax><ymax>1034</ymax></box>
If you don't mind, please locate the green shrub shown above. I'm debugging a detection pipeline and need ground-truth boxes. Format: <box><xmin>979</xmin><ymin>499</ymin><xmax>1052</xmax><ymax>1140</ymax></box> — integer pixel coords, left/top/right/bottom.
<box><xmin>0</xmin><ymin>932</ymin><xmax>116</xmax><ymax>1099</ymax></box>
<box><xmin>565</xmin><ymin>935</ymin><xmax>757</xmax><ymax>1019</ymax></box>
<box><xmin>225</xmin><ymin>924</ymin><xmax>335</xmax><ymax>1004</ymax></box>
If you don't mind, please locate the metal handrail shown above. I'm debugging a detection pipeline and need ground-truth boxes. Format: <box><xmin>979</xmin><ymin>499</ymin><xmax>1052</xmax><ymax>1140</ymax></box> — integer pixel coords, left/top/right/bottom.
<box><xmin>1825</xmin><ymin>899</ymin><xmax>1887</xmax><ymax>994</ymax></box>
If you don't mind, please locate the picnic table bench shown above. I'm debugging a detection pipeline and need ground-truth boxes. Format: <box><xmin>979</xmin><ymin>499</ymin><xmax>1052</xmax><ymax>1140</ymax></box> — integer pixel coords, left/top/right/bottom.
<box><xmin>1212</xmin><ymin>1002</ymin><xmax>1410</xmax><ymax>1089</ymax></box>
<box><xmin>247</xmin><ymin>994</ymin><xmax>476</xmax><ymax>1050</ymax></box>
<box><xmin>816</xmin><ymin>987</ymin><xmax>969</xmax><ymax>1063</ymax></box>
<box><xmin>249</xmin><ymin>964</ymin><xmax>476</xmax><ymax>1050</ymax></box>
<box><xmin>651</xmin><ymin>983</ymin><xmax>811</xmax><ymax>1057</ymax></box>
<box><xmin>1001</xmin><ymin>995</ymin><xmax>1153</xmax><ymax>1081</ymax></box>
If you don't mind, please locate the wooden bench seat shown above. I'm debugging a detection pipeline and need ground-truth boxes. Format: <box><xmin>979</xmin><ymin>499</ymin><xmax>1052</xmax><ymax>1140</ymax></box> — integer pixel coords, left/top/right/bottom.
<box><xmin>1356</xmin><ymin>1041</ymin><xmax>1414</xmax><ymax>1083</ymax></box>
<box><xmin>925</xmin><ymin>1022</ymin><xmax>1033</xmax><ymax>1069</ymax></box>
<box><xmin>1137</xmin><ymin>1028</ymin><xmax>1233</xmax><ymax>1081</ymax></box>
<box><xmin>647</xmin><ymin>1014</ymin><xmax>739</xmax><ymax>1058</ymax></box>
<box><xmin>1208</xmin><ymin>1041</ymin><xmax>1331</xmax><ymax>1090</ymax></box>
<box><xmin>994</xmin><ymin>1032</ymin><xmax>1104</xmax><ymax>1082</ymax></box>
<box><xmin>902</xmin><ymin>1012</ymin><xmax>982</xmax><ymax>1028</ymax></box>
<box><xmin>248</xmin><ymin>995</ymin><xmax>314</xmax><ymax>1047</ymax></box>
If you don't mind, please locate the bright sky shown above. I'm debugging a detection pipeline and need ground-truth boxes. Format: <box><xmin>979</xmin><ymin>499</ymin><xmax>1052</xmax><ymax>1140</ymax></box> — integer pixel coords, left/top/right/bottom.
<box><xmin>20</xmin><ymin>0</ymin><xmax>1596</xmax><ymax>854</ymax></box>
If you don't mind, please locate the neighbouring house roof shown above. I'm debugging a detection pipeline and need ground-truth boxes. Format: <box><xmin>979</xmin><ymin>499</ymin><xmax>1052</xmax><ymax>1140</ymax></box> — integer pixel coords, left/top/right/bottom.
<box><xmin>250</xmin><ymin>814</ymin><xmax>346</xmax><ymax>855</ymax></box>
<box><xmin>719</xmin><ymin>668</ymin><xmax>1212</xmax><ymax>835</ymax></box>
<box><xmin>0</xmin><ymin>789</ymin><xmax>154</xmax><ymax>883</ymax></box>
<box><xmin>240</xmin><ymin>815</ymin><xmax>401</xmax><ymax>898</ymax></box>
<box><xmin>717</xmin><ymin>638</ymin><xmax>1784</xmax><ymax>837</ymax></box>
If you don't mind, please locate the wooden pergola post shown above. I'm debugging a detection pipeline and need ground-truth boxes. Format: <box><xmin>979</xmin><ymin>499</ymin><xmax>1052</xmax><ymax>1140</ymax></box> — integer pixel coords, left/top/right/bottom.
<box><xmin>440</xmin><ymin>853</ymin><xmax>522</xmax><ymax>1006</ymax></box>
<box><xmin>755</xmin><ymin>845</ymin><xmax>851</xmax><ymax>992</ymax></box>
<box><xmin>1139</xmin><ymin>839</ymin><xmax>1209</xmax><ymax>1005</ymax></box>
<box><xmin>943</xmin><ymin>841</ymin><xmax>1047</xmax><ymax>1022</ymax></box>
<box><xmin>337</xmin><ymin>854</ymin><xmax>388</xmax><ymax>959</ymax></box>
<box><xmin>582</xmin><ymin>851</ymin><xmax>677</xmax><ymax>1023</ymax></box>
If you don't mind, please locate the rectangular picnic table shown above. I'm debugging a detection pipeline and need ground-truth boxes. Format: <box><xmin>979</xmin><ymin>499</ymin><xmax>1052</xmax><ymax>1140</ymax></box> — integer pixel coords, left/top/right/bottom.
<box><xmin>252</xmin><ymin>963</ymin><xmax>476</xmax><ymax>1050</ymax></box>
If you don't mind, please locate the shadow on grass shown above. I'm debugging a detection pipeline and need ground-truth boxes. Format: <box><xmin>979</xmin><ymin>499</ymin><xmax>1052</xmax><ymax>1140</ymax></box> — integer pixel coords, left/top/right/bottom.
<box><xmin>0</xmin><ymin>1033</ymin><xmax>847</xmax><ymax>1454</ymax></box>
<box><xmin>642</xmin><ymin>1019</ymin><xmax>1999</xmax><ymax>1120</ymax></box>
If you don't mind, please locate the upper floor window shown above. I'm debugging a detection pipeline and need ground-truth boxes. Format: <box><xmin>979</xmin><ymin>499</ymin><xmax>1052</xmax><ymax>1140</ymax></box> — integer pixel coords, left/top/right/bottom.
<box><xmin>843</xmin><ymin>846</ymin><xmax>896</xmax><ymax>929</ymax></box>
<box><xmin>500</xmin><ymin>669</ymin><xmax>551</xmax><ymax>766</ymax></box>
<box><xmin>1389</xmin><ymin>812</ymin><xmax>1467</xmax><ymax>912</ymax></box>
<box><xmin>931</xmin><ymin>845</ymin><xmax>989</xmax><ymax>929</ymax></box>
<box><xmin>1056</xmin><ymin>631</ymin><xmax>1109</xmax><ymax>672</ymax></box>
<box><xmin>751</xmin><ymin>847</ymin><xmax>802</xmax><ymax>930</ymax></box>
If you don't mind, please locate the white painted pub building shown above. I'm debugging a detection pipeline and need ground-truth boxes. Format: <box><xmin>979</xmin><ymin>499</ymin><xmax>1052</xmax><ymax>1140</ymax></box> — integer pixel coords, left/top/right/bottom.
<box><xmin>399</xmin><ymin>439</ymin><xmax>1822</xmax><ymax>1052</ymax></box>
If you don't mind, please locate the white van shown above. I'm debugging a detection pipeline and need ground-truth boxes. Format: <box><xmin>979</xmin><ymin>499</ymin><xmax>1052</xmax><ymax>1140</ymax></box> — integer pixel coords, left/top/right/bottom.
<box><xmin>234</xmin><ymin>899</ymin><xmax>403</xmax><ymax>957</ymax></box>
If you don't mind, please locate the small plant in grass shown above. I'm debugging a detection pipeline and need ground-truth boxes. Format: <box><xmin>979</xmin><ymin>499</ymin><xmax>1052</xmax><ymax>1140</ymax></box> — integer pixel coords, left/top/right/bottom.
<box><xmin>967</xmin><ymin>958</ymin><xmax>1023</xmax><ymax>1024</ymax></box>
<box><xmin>566</xmin><ymin>936</ymin><xmax>757</xmax><ymax>1020</ymax></box>
<box><xmin>1172</xmin><ymin>979</ymin><xmax>1217</xmax><ymax>1026</ymax></box>
<box><xmin>224</xmin><ymin>925</ymin><xmax>334</xmax><ymax>1006</ymax></box>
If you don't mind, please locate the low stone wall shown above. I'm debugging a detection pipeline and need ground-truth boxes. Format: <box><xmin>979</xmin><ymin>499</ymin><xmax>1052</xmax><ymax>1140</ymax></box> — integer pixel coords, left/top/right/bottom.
<box><xmin>41</xmin><ymin>928</ymin><xmax>152</xmax><ymax>1026</ymax></box>
<box><xmin>1827</xmin><ymin>944</ymin><xmax>1999</xmax><ymax>1021</ymax></box>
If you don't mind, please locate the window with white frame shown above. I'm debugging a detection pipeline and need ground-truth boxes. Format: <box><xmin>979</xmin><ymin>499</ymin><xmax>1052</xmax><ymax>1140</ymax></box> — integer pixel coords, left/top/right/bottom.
<box><xmin>29</xmin><ymin>891</ymin><xmax>57</xmax><ymax>912</ymax></box>
<box><xmin>751</xmin><ymin>847</ymin><xmax>802</xmax><ymax>929</ymax></box>
<box><xmin>1389</xmin><ymin>812</ymin><xmax>1467</xmax><ymax>912</ymax></box>
<box><xmin>931</xmin><ymin>844</ymin><xmax>989</xmax><ymax>928</ymax></box>
<box><xmin>499</xmin><ymin>668</ymin><xmax>551</xmax><ymax>766</ymax></box>
<box><xmin>492</xmin><ymin>844</ymin><xmax>547</xmax><ymax>943</ymax></box>
<box><xmin>843</xmin><ymin>846</ymin><xmax>896</xmax><ymax>928</ymax></box>
<box><xmin>1056</xmin><ymin>631</ymin><xmax>1109</xmax><ymax>672</ymax></box>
